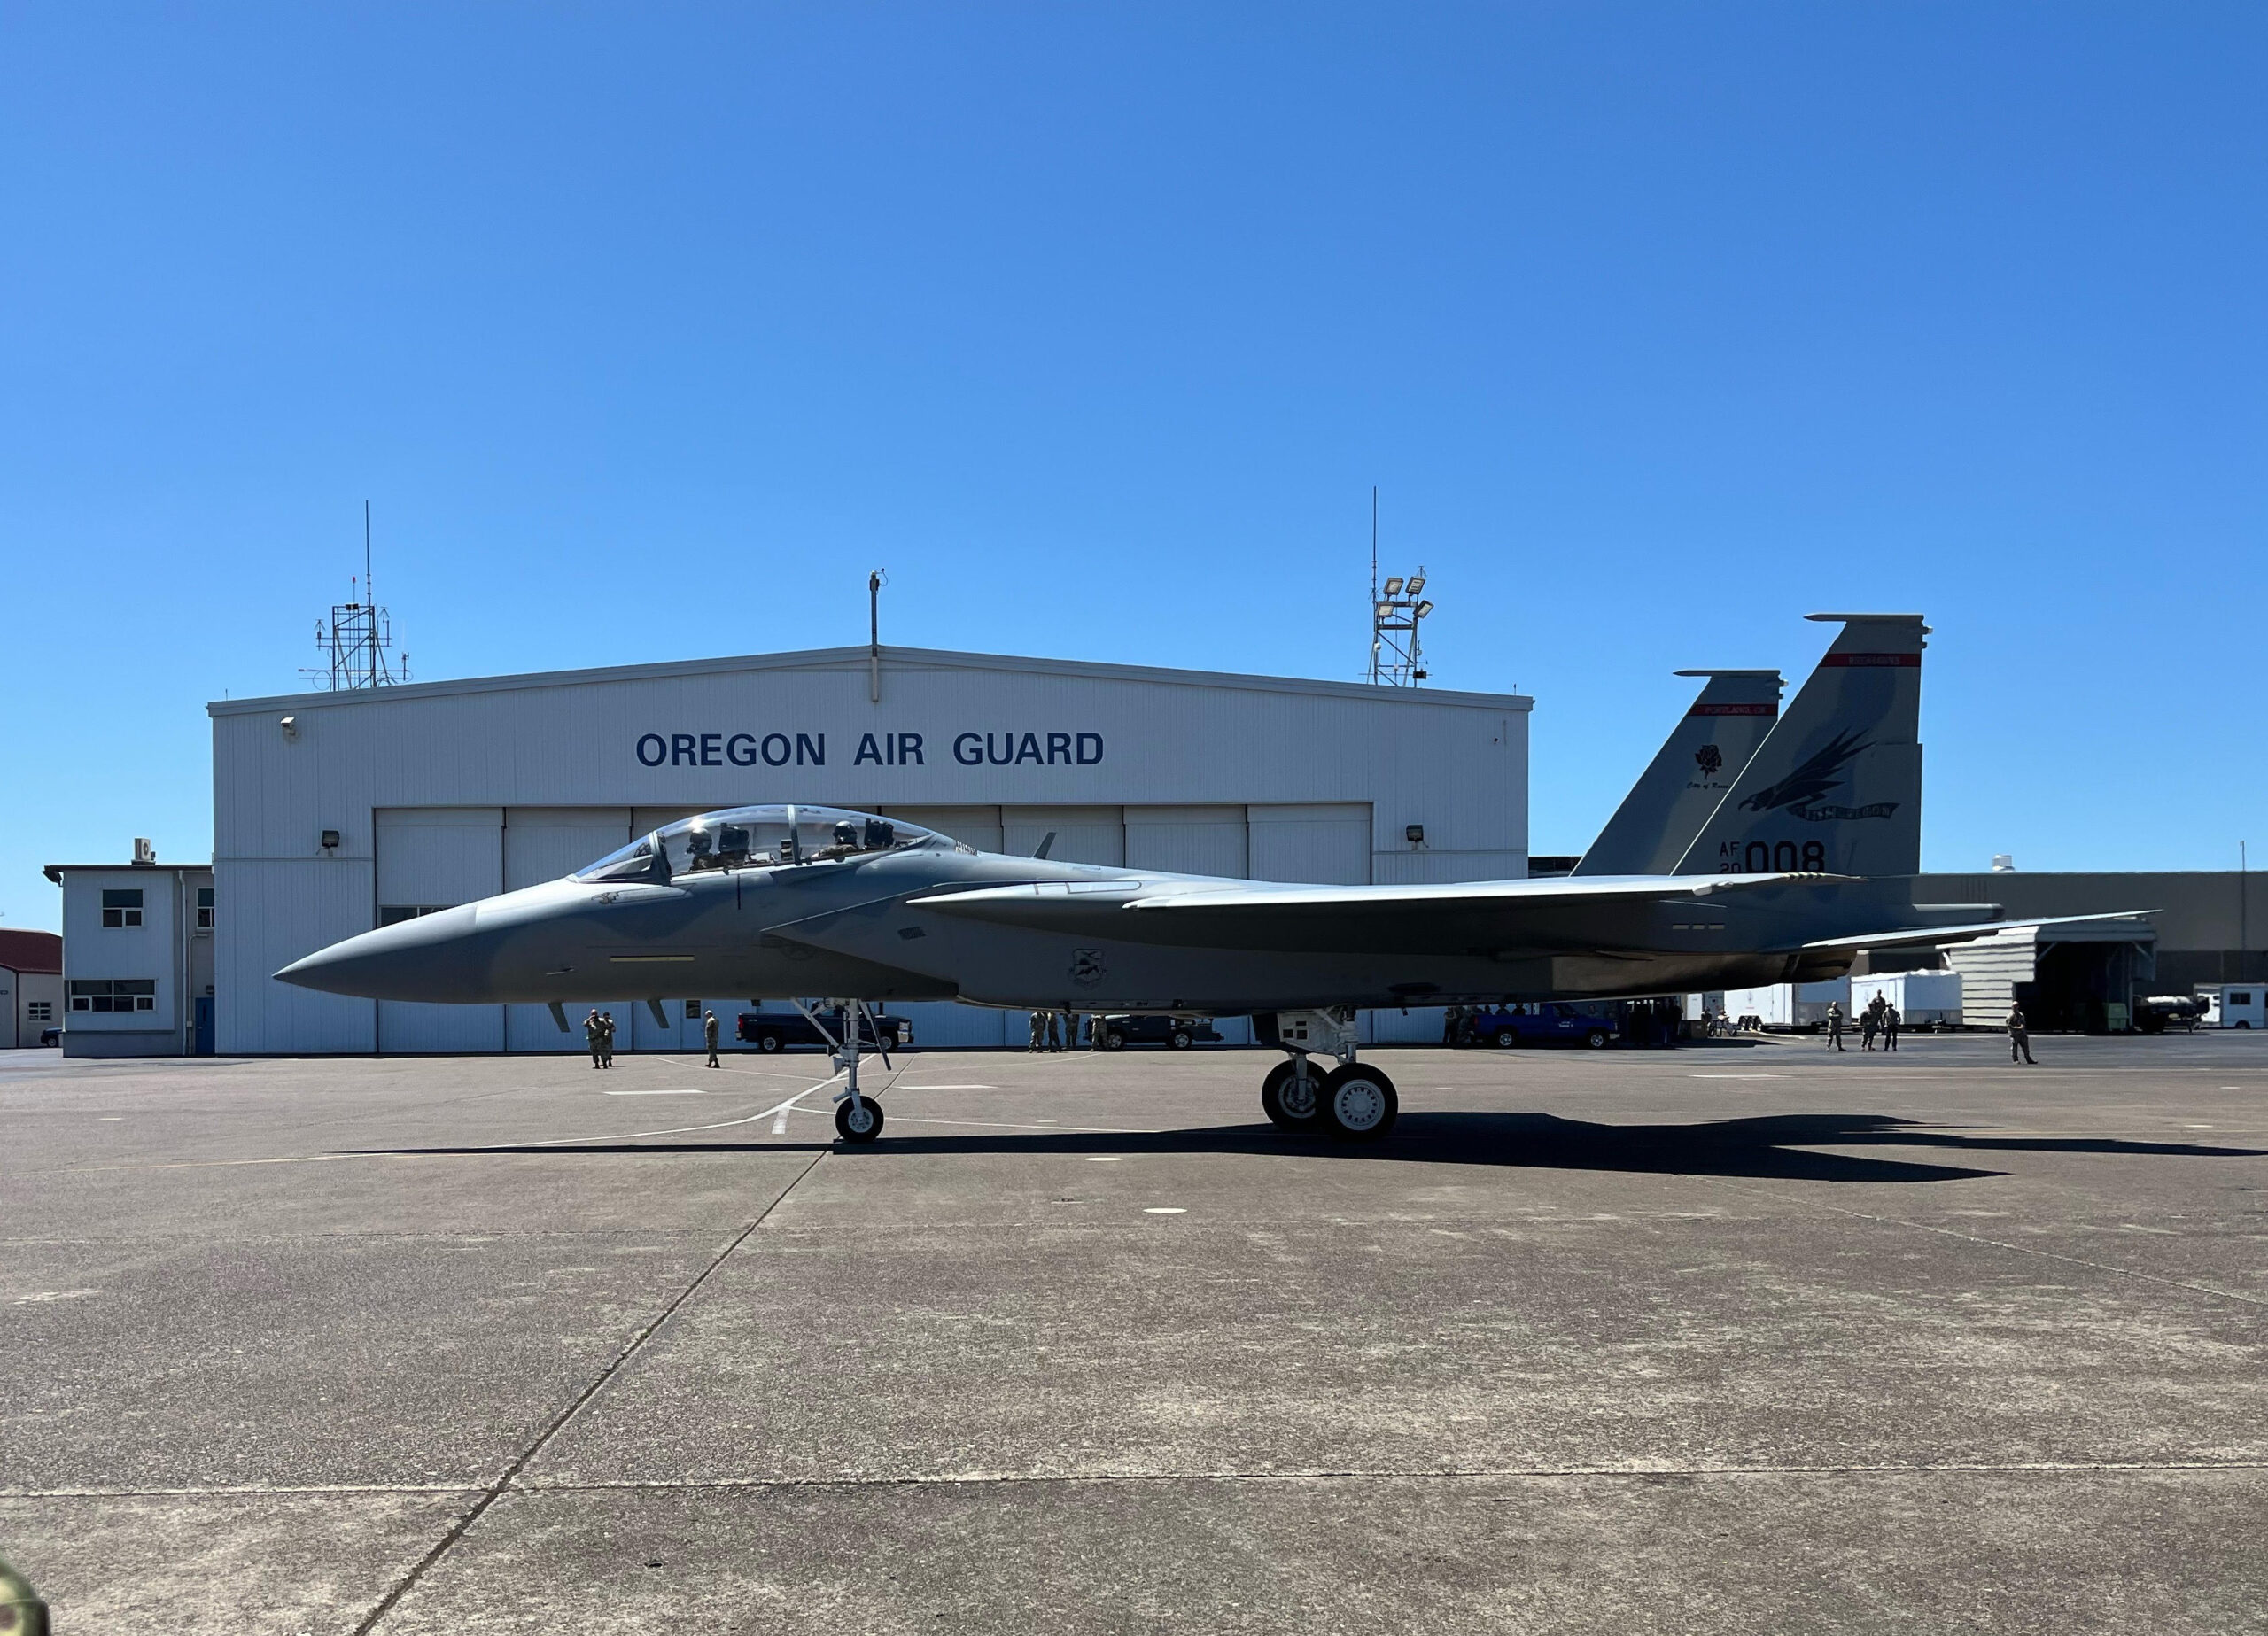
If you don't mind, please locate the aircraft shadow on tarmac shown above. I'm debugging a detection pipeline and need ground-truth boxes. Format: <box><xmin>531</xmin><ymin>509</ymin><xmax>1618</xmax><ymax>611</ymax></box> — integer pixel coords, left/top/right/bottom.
<box><xmin>361</xmin><ymin>1110</ymin><xmax>2266</xmax><ymax>1187</ymax></box>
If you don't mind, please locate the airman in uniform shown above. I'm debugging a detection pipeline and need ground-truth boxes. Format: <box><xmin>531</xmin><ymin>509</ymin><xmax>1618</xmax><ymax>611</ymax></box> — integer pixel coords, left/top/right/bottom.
<box><xmin>584</xmin><ymin>1009</ymin><xmax>603</xmax><ymax>1069</ymax></box>
<box><xmin>2007</xmin><ymin>1003</ymin><xmax>2035</xmax><ymax>1065</ymax></box>
<box><xmin>1825</xmin><ymin>1001</ymin><xmax>1845</xmax><ymax>1051</ymax></box>
<box><xmin>703</xmin><ymin>1009</ymin><xmax>721</xmax><ymax>1067</ymax></box>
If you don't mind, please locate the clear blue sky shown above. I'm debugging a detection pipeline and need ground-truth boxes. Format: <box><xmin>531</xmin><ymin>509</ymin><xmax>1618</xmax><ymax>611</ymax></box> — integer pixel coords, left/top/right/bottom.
<box><xmin>4</xmin><ymin>4</ymin><xmax>2264</xmax><ymax>933</ymax></box>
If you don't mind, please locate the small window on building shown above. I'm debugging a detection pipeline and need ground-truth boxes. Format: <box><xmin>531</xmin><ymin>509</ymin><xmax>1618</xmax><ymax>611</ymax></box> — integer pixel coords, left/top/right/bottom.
<box><xmin>378</xmin><ymin>905</ymin><xmax>451</xmax><ymax>927</ymax></box>
<box><xmin>197</xmin><ymin>887</ymin><xmax>214</xmax><ymax>929</ymax></box>
<box><xmin>68</xmin><ymin>978</ymin><xmax>156</xmax><ymax>1013</ymax></box>
<box><xmin>684</xmin><ymin>999</ymin><xmax>700</xmax><ymax>1020</ymax></box>
<box><xmin>101</xmin><ymin>888</ymin><xmax>144</xmax><ymax>928</ymax></box>
<box><xmin>27</xmin><ymin>1001</ymin><xmax>53</xmax><ymax>1021</ymax></box>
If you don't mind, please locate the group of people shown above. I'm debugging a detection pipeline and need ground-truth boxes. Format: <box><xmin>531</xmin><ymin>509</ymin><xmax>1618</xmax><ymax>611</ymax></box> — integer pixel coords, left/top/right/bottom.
<box><xmin>580</xmin><ymin>1007</ymin><xmax>726</xmax><ymax>1067</ymax></box>
<box><xmin>1822</xmin><ymin>996</ymin><xmax>2037</xmax><ymax>1062</ymax></box>
<box><xmin>1028</xmin><ymin>1009</ymin><xmax>1090</xmax><ymax>1051</ymax></box>
<box><xmin>581</xmin><ymin>1009</ymin><xmax>617</xmax><ymax>1068</ymax></box>
<box><xmin>1822</xmin><ymin>994</ymin><xmax>1904</xmax><ymax>1051</ymax></box>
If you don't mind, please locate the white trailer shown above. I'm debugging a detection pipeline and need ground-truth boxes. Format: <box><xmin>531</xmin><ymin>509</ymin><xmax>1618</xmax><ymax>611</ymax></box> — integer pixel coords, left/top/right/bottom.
<box><xmin>1722</xmin><ymin>979</ymin><xmax>1849</xmax><ymax>1030</ymax></box>
<box><xmin>2196</xmin><ymin>983</ymin><xmax>2265</xmax><ymax>1029</ymax></box>
<box><xmin>1849</xmin><ymin>972</ymin><xmax>1963</xmax><ymax>1028</ymax></box>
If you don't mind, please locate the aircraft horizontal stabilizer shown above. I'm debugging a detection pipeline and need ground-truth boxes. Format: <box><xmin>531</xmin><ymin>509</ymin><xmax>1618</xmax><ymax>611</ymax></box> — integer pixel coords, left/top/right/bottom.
<box><xmin>1799</xmin><ymin>910</ymin><xmax>2154</xmax><ymax>953</ymax></box>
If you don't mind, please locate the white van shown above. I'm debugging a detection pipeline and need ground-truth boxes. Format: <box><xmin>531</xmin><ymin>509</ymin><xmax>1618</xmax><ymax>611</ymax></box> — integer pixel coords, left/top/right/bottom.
<box><xmin>2197</xmin><ymin>984</ymin><xmax>2265</xmax><ymax>1029</ymax></box>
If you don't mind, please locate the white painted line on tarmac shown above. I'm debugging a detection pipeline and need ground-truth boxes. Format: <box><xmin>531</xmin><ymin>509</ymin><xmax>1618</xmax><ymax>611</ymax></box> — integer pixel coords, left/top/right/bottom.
<box><xmin>647</xmin><ymin>1057</ymin><xmax>838</xmax><ymax>1082</ymax></box>
<box><xmin>1691</xmin><ymin>1074</ymin><xmax>1785</xmax><ymax>1080</ymax></box>
<box><xmin>1084</xmin><ymin>1156</ymin><xmax>1125</xmax><ymax>1162</ymax></box>
<box><xmin>514</xmin><ymin>1071</ymin><xmax>846</xmax><ymax>1147</ymax></box>
<box><xmin>1143</xmin><ymin>1206</ymin><xmax>1187</xmax><ymax>1214</ymax></box>
<box><xmin>771</xmin><ymin>1085</ymin><xmax>821</xmax><ymax>1135</ymax></box>
<box><xmin>603</xmin><ymin>1089</ymin><xmax>706</xmax><ymax>1097</ymax></box>
<box><xmin>894</xmin><ymin>1083</ymin><xmax>995</xmax><ymax>1090</ymax></box>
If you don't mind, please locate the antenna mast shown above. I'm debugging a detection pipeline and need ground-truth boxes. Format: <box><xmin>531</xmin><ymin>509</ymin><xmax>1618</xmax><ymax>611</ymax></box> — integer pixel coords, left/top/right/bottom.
<box><xmin>301</xmin><ymin>502</ymin><xmax>411</xmax><ymax>691</ymax></box>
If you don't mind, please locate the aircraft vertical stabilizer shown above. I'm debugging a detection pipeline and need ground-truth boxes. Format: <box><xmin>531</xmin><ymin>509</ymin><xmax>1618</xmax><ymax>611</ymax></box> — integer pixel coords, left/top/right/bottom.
<box><xmin>1672</xmin><ymin>614</ymin><xmax>1925</xmax><ymax>879</ymax></box>
<box><xmin>1571</xmin><ymin>670</ymin><xmax>1782</xmax><ymax>876</ymax></box>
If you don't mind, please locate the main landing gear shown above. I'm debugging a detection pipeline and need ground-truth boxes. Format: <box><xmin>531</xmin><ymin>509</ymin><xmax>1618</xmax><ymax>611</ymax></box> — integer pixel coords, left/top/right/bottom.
<box><xmin>795</xmin><ymin>997</ymin><xmax>891</xmax><ymax>1145</ymax></box>
<box><xmin>1260</xmin><ymin>1009</ymin><xmax>1398</xmax><ymax>1141</ymax></box>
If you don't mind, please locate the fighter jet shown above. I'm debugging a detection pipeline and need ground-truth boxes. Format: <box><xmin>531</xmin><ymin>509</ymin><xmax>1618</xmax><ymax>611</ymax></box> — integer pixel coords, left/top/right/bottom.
<box><xmin>278</xmin><ymin>614</ymin><xmax>2134</xmax><ymax>1146</ymax></box>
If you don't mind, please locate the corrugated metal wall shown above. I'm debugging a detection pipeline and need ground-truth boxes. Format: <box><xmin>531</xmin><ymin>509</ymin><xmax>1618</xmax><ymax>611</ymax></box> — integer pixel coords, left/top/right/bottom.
<box><xmin>212</xmin><ymin>649</ymin><xmax>1529</xmax><ymax>1053</ymax></box>
<box><xmin>1946</xmin><ymin>928</ymin><xmax>2039</xmax><ymax>1026</ymax></box>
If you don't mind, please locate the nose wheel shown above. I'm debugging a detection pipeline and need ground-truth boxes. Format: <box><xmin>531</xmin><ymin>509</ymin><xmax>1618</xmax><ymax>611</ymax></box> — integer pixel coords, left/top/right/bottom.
<box><xmin>835</xmin><ymin>1097</ymin><xmax>885</xmax><ymax>1144</ymax></box>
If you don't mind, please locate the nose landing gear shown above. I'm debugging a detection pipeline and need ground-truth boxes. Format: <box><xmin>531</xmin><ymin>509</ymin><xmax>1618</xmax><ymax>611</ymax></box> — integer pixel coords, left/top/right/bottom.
<box><xmin>1260</xmin><ymin>1009</ymin><xmax>1398</xmax><ymax>1140</ymax></box>
<box><xmin>796</xmin><ymin>996</ymin><xmax>891</xmax><ymax>1145</ymax></box>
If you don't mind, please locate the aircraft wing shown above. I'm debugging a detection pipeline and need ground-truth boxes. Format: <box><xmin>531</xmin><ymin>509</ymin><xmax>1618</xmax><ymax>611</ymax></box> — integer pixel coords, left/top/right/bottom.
<box><xmin>1120</xmin><ymin>874</ymin><xmax>1810</xmax><ymax>912</ymax></box>
<box><xmin>907</xmin><ymin>871</ymin><xmax>1834</xmax><ymax>954</ymax></box>
<box><xmin>1799</xmin><ymin>910</ymin><xmax>2154</xmax><ymax>953</ymax></box>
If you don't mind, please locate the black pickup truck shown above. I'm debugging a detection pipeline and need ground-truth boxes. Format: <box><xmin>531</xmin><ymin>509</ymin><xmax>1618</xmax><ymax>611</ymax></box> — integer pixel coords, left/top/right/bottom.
<box><xmin>1099</xmin><ymin>1014</ymin><xmax>1223</xmax><ymax>1051</ymax></box>
<box><xmin>735</xmin><ymin>1008</ymin><xmax>914</xmax><ymax>1052</ymax></box>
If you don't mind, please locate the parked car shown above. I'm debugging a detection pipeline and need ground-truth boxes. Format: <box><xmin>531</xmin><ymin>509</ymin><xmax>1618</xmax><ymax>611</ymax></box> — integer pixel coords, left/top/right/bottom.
<box><xmin>38</xmin><ymin>1027</ymin><xmax>60</xmax><ymax>1047</ymax></box>
<box><xmin>1099</xmin><ymin>1014</ymin><xmax>1222</xmax><ymax>1051</ymax></box>
<box><xmin>735</xmin><ymin>1008</ymin><xmax>914</xmax><ymax>1052</ymax></box>
<box><xmin>1467</xmin><ymin>1002</ymin><xmax>1614</xmax><ymax>1050</ymax></box>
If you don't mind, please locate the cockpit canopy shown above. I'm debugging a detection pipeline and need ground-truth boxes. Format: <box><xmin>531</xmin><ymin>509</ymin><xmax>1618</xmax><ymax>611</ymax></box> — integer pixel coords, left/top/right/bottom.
<box><xmin>574</xmin><ymin>804</ymin><xmax>959</xmax><ymax>884</ymax></box>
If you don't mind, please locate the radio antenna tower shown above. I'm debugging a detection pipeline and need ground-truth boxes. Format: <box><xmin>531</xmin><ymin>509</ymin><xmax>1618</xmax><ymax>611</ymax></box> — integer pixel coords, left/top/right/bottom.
<box><xmin>300</xmin><ymin>501</ymin><xmax>411</xmax><ymax>690</ymax></box>
<box><xmin>1365</xmin><ymin>487</ymin><xmax>1434</xmax><ymax>686</ymax></box>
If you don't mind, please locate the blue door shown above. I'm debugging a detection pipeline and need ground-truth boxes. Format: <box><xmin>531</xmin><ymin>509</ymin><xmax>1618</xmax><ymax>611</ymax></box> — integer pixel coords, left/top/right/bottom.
<box><xmin>194</xmin><ymin>996</ymin><xmax>215</xmax><ymax>1056</ymax></box>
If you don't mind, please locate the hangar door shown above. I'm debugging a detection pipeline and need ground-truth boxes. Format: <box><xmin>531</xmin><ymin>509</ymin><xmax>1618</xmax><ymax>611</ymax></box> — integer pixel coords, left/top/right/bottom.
<box><xmin>1003</xmin><ymin>806</ymin><xmax>1123</xmax><ymax>866</ymax></box>
<box><xmin>1125</xmin><ymin>806</ymin><xmax>1247</xmax><ymax>876</ymax></box>
<box><xmin>375</xmin><ymin>809</ymin><xmax>504</xmax><ymax>1053</ymax></box>
<box><xmin>503</xmin><ymin>809</ymin><xmax>633</xmax><ymax>1052</ymax></box>
<box><xmin>1248</xmin><ymin>804</ymin><xmax>1371</xmax><ymax>885</ymax></box>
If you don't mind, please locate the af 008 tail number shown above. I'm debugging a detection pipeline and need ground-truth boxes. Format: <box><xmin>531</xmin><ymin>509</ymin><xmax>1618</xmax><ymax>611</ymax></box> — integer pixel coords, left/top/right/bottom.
<box><xmin>1720</xmin><ymin>840</ymin><xmax>1829</xmax><ymax>872</ymax></box>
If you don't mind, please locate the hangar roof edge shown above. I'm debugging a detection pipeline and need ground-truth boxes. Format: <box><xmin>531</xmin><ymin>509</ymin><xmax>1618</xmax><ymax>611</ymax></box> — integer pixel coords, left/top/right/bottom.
<box><xmin>207</xmin><ymin>645</ymin><xmax>1534</xmax><ymax>717</ymax></box>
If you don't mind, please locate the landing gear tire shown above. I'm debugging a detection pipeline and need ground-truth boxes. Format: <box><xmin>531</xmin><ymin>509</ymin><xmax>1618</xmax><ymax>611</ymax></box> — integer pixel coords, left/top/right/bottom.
<box><xmin>835</xmin><ymin>1098</ymin><xmax>885</xmax><ymax>1144</ymax></box>
<box><xmin>1260</xmin><ymin>1060</ymin><xmax>1324</xmax><ymax>1129</ymax></box>
<box><xmin>1321</xmin><ymin>1064</ymin><xmax>1398</xmax><ymax>1141</ymax></box>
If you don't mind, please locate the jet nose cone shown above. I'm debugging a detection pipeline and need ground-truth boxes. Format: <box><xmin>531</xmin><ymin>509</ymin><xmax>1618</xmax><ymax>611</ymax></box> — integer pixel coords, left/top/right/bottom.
<box><xmin>275</xmin><ymin>904</ymin><xmax>493</xmax><ymax>1001</ymax></box>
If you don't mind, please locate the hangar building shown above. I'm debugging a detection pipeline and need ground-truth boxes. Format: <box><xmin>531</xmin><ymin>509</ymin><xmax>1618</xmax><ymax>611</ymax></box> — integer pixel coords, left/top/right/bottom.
<box><xmin>206</xmin><ymin>645</ymin><xmax>1531</xmax><ymax>1055</ymax></box>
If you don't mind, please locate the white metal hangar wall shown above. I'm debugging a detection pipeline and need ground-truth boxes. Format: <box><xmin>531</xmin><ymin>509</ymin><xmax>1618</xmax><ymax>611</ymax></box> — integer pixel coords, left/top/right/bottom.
<box><xmin>209</xmin><ymin>646</ymin><xmax>1531</xmax><ymax>1054</ymax></box>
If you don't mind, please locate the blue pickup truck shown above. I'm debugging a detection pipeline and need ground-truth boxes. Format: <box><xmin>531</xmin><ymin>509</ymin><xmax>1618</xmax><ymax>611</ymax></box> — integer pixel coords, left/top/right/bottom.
<box><xmin>1466</xmin><ymin>1002</ymin><xmax>1614</xmax><ymax>1050</ymax></box>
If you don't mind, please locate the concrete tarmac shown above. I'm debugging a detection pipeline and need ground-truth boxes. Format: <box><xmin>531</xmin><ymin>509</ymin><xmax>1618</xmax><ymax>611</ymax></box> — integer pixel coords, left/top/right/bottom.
<box><xmin>4</xmin><ymin>1031</ymin><xmax>2265</xmax><ymax>1632</ymax></box>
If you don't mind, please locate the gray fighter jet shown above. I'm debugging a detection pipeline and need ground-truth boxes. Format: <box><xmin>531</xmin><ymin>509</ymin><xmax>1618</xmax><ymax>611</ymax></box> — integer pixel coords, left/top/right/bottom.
<box><xmin>278</xmin><ymin>614</ymin><xmax>2132</xmax><ymax>1145</ymax></box>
